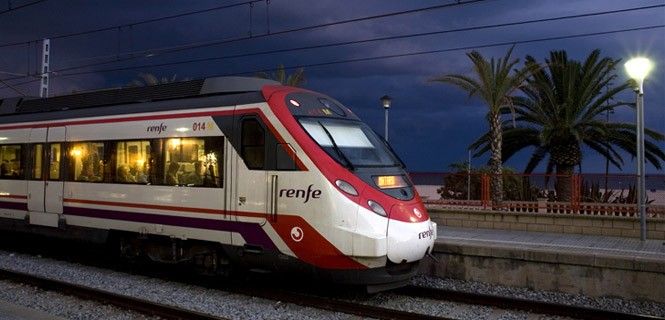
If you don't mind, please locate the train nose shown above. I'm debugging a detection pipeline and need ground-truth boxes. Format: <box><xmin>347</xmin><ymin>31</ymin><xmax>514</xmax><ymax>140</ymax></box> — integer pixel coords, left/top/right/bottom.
<box><xmin>386</xmin><ymin>206</ymin><xmax>437</xmax><ymax>264</ymax></box>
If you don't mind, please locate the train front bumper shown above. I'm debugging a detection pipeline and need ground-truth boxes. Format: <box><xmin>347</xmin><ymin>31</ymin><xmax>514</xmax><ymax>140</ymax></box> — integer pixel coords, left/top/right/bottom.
<box><xmin>387</xmin><ymin>219</ymin><xmax>436</xmax><ymax>264</ymax></box>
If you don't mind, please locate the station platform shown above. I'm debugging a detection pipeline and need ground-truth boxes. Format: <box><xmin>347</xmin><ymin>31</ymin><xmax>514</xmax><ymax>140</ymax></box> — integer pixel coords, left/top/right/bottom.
<box><xmin>426</xmin><ymin>226</ymin><xmax>665</xmax><ymax>303</ymax></box>
<box><xmin>0</xmin><ymin>300</ymin><xmax>65</xmax><ymax>320</ymax></box>
<box><xmin>435</xmin><ymin>226</ymin><xmax>665</xmax><ymax>261</ymax></box>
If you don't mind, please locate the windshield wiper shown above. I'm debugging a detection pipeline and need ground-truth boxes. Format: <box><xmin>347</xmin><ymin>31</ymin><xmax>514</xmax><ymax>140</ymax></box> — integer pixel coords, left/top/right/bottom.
<box><xmin>319</xmin><ymin>121</ymin><xmax>355</xmax><ymax>171</ymax></box>
<box><xmin>375</xmin><ymin>130</ymin><xmax>406</xmax><ymax>169</ymax></box>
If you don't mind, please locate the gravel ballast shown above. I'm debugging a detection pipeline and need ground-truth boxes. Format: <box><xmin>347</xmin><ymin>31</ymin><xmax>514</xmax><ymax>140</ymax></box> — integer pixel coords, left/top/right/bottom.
<box><xmin>0</xmin><ymin>250</ymin><xmax>351</xmax><ymax>320</ymax></box>
<box><xmin>0</xmin><ymin>249</ymin><xmax>662</xmax><ymax>319</ymax></box>
<box><xmin>0</xmin><ymin>279</ymin><xmax>158</xmax><ymax>320</ymax></box>
<box><xmin>413</xmin><ymin>275</ymin><xmax>665</xmax><ymax>317</ymax></box>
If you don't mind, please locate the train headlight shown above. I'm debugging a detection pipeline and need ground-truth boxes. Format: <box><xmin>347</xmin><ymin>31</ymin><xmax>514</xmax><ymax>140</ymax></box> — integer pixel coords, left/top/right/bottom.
<box><xmin>335</xmin><ymin>180</ymin><xmax>358</xmax><ymax>196</ymax></box>
<box><xmin>367</xmin><ymin>200</ymin><xmax>387</xmax><ymax>217</ymax></box>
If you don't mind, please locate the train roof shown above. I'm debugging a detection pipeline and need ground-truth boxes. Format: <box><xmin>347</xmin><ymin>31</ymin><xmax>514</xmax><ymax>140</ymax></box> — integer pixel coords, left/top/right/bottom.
<box><xmin>0</xmin><ymin>77</ymin><xmax>280</xmax><ymax>116</ymax></box>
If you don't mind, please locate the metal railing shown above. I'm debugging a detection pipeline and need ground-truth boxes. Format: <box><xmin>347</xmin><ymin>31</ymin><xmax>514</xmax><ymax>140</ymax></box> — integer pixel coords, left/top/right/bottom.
<box><xmin>410</xmin><ymin>172</ymin><xmax>665</xmax><ymax>218</ymax></box>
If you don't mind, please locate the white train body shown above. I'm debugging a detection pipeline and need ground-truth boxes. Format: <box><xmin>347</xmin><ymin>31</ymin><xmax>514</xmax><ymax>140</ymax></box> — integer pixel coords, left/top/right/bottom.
<box><xmin>0</xmin><ymin>77</ymin><xmax>435</xmax><ymax>288</ymax></box>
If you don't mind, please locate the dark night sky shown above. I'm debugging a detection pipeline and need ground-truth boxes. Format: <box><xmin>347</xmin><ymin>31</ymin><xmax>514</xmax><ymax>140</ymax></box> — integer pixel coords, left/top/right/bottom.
<box><xmin>1</xmin><ymin>0</ymin><xmax>663</xmax><ymax>173</ymax></box>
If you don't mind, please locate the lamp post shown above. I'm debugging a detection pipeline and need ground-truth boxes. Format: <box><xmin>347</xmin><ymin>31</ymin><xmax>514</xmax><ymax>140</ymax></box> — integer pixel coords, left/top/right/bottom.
<box><xmin>380</xmin><ymin>95</ymin><xmax>392</xmax><ymax>141</ymax></box>
<box><xmin>625</xmin><ymin>57</ymin><xmax>653</xmax><ymax>242</ymax></box>
<box><xmin>467</xmin><ymin>150</ymin><xmax>471</xmax><ymax>201</ymax></box>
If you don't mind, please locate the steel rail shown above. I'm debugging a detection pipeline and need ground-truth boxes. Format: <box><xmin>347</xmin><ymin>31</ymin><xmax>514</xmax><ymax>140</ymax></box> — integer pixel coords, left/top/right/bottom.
<box><xmin>397</xmin><ymin>285</ymin><xmax>665</xmax><ymax>320</ymax></box>
<box><xmin>0</xmin><ymin>265</ymin><xmax>451</xmax><ymax>320</ymax></box>
<box><xmin>1</xmin><ymin>236</ymin><xmax>661</xmax><ymax>320</ymax></box>
<box><xmin>0</xmin><ymin>268</ymin><xmax>228</xmax><ymax>320</ymax></box>
<box><xmin>227</xmin><ymin>285</ymin><xmax>454</xmax><ymax>320</ymax></box>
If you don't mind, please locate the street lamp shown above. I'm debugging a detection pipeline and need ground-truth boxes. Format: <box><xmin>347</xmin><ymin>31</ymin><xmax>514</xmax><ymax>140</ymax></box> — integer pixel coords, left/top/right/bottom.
<box><xmin>380</xmin><ymin>95</ymin><xmax>392</xmax><ymax>141</ymax></box>
<box><xmin>625</xmin><ymin>57</ymin><xmax>653</xmax><ymax>242</ymax></box>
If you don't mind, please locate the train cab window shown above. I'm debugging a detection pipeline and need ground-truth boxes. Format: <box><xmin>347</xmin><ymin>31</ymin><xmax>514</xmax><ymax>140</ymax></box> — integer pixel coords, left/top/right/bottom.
<box><xmin>48</xmin><ymin>144</ymin><xmax>62</xmax><ymax>180</ymax></box>
<box><xmin>0</xmin><ymin>145</ymin><xmax>23</xmax><ymax>179</ymax></box>
<box><xmin>68</xmin><ymin>142</ymin><xmax>104</xmax><ymax>182</ymax></box>
<box><xmin>32</xmin><ymin>144</ymin><xmax>44</xmax><ymax>180</ymax></box>
<box><xmin>115</xmin><ymin>140</ymin><xmax>151</xmax><ymax>184</ymax></box>
<box><xmin>241</xmin><ymin>119</ymin><xmax>265</xmax><ymax>170</ymax></box>
<box><xmin>163</xmin><ymin>137</ymin><xmax>223</xmax><ymax>187</ymax></box>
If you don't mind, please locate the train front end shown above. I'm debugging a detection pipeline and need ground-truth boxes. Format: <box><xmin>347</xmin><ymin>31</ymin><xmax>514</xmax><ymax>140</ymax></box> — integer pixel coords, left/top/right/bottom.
<box><xmin>264</xmin><ymin>86</ymin><xmax>436</xmax><ymax>290</ymax></box>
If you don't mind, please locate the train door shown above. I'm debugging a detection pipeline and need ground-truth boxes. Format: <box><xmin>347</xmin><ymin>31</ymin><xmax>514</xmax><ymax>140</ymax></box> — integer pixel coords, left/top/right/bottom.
<box><xmin>44</xmin><ymin>129</ymin><xmax>64</xmax><ymax>214</ymax></box>
<box><xmin>267</xmin><ymin>142</ymin><xmax>298</xmax><ymax>222</ymax></box>
<box><xmin>27</xmin><ymin>127</ymin><xmax>64</xmax><ymax>226</ymax></box>
<box><xmin>232</xmin><ymin>116</ymin><xmax>268</xmax><ymax>228</ymax></box>
<box><xmin>27</xmin><ymin>128</ymin><xmax>46</xmax><ymax>218</ymax></box>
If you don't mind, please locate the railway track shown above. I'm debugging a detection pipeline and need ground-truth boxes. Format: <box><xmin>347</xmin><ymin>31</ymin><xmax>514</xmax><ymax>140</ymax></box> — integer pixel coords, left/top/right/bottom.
<box><xmin>396</xmin><ymin>285</ymin><xmax>665</xmax><ymax>320</ymax></box>
<box><xmin>0</xmin><ymin>268</ymin><xmax>228</xmax><ymax>320</ymax></box>
<box><xmin>2</xmin><ymin>265</ymin><xmax>664</xmax><ymax>320</ymax></box>
<box><xmin>1</xmin><ymin>238</ymin><xmax>663</xmax><ymax>320</ymax></box>
<box><xmin>228</xmin><ymin>284</ymin><xmax>453</xmax><ymax>320</ymax></box>
<box><xmin>228</xmin><ymin>283</ymin><xmax>665</xmax><ymax>320</ymax></box>
<box><xmin>0</xmin><ymin>266</ymin><xmax>452</xmax><ymax>320</ymax></box>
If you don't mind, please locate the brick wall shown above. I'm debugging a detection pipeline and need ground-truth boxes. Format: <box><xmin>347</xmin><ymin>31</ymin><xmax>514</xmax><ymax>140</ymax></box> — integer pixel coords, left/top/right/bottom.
<box><xmin>428</xmin><ymin>209</ymin><xmax>665</xmax><ymax>240</ymax></box>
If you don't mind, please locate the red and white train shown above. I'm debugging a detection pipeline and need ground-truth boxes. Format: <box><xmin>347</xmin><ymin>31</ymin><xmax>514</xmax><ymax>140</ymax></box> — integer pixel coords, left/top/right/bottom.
<box><xmin>0</xmin><ymin>77</ymin><xmax>436</xmax><ymax>290</ymax></box>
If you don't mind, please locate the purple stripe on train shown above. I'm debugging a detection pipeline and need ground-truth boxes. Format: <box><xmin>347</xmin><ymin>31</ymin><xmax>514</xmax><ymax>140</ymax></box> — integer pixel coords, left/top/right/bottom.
<box><xmin>0</xmin><ymin>201</ymin><xmax>27</xmax><ymax>211</ymax></box>
<box><xmin>63</xmin><ymin>206</ymin><xmax>277</xmax><ymax>251</ymax></box>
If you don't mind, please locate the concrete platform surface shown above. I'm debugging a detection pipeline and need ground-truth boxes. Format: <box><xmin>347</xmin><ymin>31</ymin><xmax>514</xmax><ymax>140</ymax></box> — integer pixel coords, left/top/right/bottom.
<box><xmin>435</xmin><ymin>226</ymin><xmax>665</xmax><ymax>273</ymax></box>
<box><xmin>430</xmin><ymin>226</ymin><xmax>665</xmax><ymax>302</ymax></box>
<box><xmin>0</xmin><ymin>300</ymin><xmax>65</xmax><ymax>320</ymax></box>
<box><xmin>437</xmin><ymin>225</ymin><xmax>665</xmax><ymax>258</ymax></box>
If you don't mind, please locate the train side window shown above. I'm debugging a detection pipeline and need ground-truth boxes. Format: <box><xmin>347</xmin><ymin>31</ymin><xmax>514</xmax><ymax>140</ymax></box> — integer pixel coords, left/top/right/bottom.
<box><xmin>163</xmin><ymin>137</ymin><xmax>223</xmax><ymax>187</ymax></box>
<box><xmin>150</xmin><ymin>139</ymin><xmax>164</xmax><ymax>185</ymax></box>
<box><xmin>0</xmin><ymin>145</ymin><xmax>22</xmax><ymax>179</ymax></box>
<box><xmin>48</xmin><ymin>143</ymin><xmax>61</xmax><ymax>180</ymax></box>
<box><xmin>68</xmin><ymin>142</ymin><xmax>104</xmax><ymax>182</ymax></box>
<box><xmin>32</xmin><ymin>144</ymin><xmax>44</xmax><ymax>180</ymax></box>
<box><xmin>202</xmin><ymin>137</ymin><xmax>223</xmax><ymax>187</ymax></box>
<box><xmin>241</xmin><ymin>119</ymin><xmax>265</xmax><ymax>170</ymax></box>
<box><xmin>115</xmin><ymin>140</ymin><xmax>151</xmax><ymax>184</ymax></box>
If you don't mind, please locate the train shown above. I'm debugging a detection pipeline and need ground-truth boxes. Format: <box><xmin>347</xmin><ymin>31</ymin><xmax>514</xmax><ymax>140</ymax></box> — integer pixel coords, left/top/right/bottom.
<box><xmin>0</xmin><ymin>77</ymin><xmax>436</xmax><ymax>291</ymax></box>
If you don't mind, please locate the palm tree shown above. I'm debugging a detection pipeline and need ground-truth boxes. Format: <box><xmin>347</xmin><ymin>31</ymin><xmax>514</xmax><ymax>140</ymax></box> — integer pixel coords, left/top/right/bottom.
<box><xmin>431</xmin><ymin>47</ymin><xmax>531</xmax><ymax>207</ymax></box>
<box><xmin>128</xmin><ymin>73</ymin><xmax>186</xmax><ymax>87</ymax></box>
<box><xmin>470</xmin><ymin>50</ymin><xmax>665</xmax><ymax>201</ymax></box>
<box><xmin>256</xmin><ymin>64</ymin><xmax>306</xmax><ymax>87</ymax></box>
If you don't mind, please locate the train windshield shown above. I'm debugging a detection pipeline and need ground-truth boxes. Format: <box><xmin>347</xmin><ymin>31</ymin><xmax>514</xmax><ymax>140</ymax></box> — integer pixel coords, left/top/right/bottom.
<box><xmin>299</xmin><ymin>118</ymin><xmax>401</xmax><ymax>168</ymax></box>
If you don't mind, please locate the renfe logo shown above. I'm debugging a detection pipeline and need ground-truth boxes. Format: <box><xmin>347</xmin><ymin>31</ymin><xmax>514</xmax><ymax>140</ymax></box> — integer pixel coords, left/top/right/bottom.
<box><xmin>290</xmin><ymin>227</ymin><xmax>304</xmax><ymax>242</ymax></box>
<box><xmin>279</xmin><ymin>184</ymin><xmax>322</xmax><ymax>203</ymax></box>
<box><xmin>147</xmin><ymin>123</ymin><xmax>167</xmax><ymax>134</ymax></box>
<box><xmin>419</xmin><ymin>228</ymin><xmax>434</xmax><ymax>240</ymax></box>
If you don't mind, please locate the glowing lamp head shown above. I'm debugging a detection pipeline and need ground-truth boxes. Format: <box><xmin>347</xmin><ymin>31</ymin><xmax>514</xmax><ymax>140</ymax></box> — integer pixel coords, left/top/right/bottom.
<box><xmin>625</xmin><ymin>57</ymin><xmax>653</xmax><ymax>94</ymax></box>
<box><xmin>380</xmin><ymin>95</ymin><xmax>392</xmax><ymax>109</ymax></box>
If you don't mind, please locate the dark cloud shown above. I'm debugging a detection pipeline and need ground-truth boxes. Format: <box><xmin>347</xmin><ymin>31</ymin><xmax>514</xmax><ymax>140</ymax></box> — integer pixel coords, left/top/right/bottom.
<box><xmin>1</xmin><ymin>0</ymin><xmax>663</xmax><ymax>172</ymax></box>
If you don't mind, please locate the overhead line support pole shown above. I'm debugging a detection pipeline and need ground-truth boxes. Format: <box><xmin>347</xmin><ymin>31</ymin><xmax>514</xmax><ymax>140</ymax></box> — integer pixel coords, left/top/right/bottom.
<box><xmin>40</xmin><ymin>38</ymin><xmax>50</xmax><ymax>98</ymax></box>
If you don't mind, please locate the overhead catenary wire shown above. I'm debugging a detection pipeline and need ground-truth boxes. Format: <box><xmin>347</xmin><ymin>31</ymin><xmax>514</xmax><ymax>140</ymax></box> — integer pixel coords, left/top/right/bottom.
<box><xmin>0</xmin><ymin>0</ymin><xmax>265</xmax><ymax>49</ymax></box>
<box><xmin>1</xmin><ymin>2</ymin><xmax>661</xmax><ymax>84</ymax></box>
<box><xmin>202</xmin><ymin>25</ymin><xmax>665</xmax><ymax>77</ymax></box>
<box><xmin>0</xmin><ymin>0</ymin><xmax>48</xmax><ymax>15</ymax></box>
<box><xmin>41</xmin><ymin>4</ymin><xmax>665</xmax><ymax>78</ymax></box>
<box><xmin>0</xmin><ymin>0</ymin><xmax>486</xmax><ymax>49</ymax></box>
<box><xmin>2</xmin><ymin>24</ymin><xmax>662</xmax><ymax>92</ymax></box>
<box><xmin>53</xmin><ymin>3</ymin><xmax>665</xmax><ymax>75</ymax></box>
<box><xmin>33</xmin><ymin>0</ymin><xmax>490</xmax><ymax>70</ymax></box>
<box><xmin>0</xmin><ymin>77</ymin><xmax>25</xmax><ymax>96</ymax></box>
<box><xmin>0</xmin><ymin>0</ymin><xmax>488</xmax><ymax>81</ymax></box>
